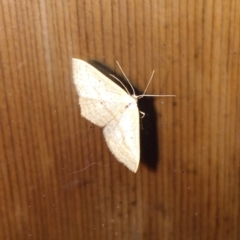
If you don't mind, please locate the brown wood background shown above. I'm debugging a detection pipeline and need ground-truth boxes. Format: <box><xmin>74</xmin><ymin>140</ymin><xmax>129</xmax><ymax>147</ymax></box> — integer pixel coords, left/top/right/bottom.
<box><xmin>0</xmin><ymin>0</ymin><xmax>240</xmax><ymax>239</ymax></box>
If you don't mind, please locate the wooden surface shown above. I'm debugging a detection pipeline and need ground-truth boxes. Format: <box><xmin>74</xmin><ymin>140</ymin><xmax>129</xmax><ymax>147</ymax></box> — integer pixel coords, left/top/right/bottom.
<box><xmin>0</xmin><ymin>0</ymin><xmax>240</xmax><ymax>239</ymax></box>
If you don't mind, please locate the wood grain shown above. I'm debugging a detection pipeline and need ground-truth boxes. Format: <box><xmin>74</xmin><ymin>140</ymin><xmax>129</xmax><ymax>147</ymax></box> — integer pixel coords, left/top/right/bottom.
<box><xmin>0</xmin><ymin>0</ymin><xmax>239</xmax><ymax>239</ymax></box>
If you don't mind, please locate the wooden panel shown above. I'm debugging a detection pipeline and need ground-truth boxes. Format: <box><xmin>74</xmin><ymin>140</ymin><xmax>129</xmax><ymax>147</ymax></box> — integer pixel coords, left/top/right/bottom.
<box><xmin>0</xmin><ymin>0</ymin><xmax>239</xmax><ymax>239</ymax></box>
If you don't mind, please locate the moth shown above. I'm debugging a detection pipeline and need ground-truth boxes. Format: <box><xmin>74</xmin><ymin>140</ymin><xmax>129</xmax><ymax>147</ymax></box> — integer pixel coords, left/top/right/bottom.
<box><xmin>72</xmin><ymin>58</ymin><xmax>175</xmax><ymax>172</ymax></box>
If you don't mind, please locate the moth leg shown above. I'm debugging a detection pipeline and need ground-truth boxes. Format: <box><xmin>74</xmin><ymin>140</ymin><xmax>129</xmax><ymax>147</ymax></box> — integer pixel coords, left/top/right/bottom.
<box><xmin>140</xmin><ymin>111</ymin><xmax>145</xmax><ymax>119</ymax></box>
<box><xmin>140</xmin><ymin>111</ymin><xmax>145</xmax><ymax>130</ymax></box>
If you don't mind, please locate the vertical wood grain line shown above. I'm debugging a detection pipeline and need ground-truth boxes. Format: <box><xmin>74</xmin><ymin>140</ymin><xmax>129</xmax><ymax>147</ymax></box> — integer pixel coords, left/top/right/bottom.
<box><xmin>0</xmin><ymin>53</ymin><xmax>16</xmax><ymax>240</ymax></box>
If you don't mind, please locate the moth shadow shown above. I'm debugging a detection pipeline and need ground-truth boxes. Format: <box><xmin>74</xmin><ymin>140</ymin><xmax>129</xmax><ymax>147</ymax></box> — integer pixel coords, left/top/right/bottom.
<box><xmin>89</xmin><ymin>60</ymin><xmax>160</xmax><ymax>171</ymax></box>
<box><xmin>138</xmin><ymin>97</ymin><xmax>159</xmax><ymax>171</ymax></box>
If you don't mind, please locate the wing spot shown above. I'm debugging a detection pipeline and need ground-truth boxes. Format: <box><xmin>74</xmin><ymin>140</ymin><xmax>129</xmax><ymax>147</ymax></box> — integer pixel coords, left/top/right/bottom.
<box><xmin>124</xmin><ymin>103</ymin><xmax>131</xmax><ymax>109</ymax></box>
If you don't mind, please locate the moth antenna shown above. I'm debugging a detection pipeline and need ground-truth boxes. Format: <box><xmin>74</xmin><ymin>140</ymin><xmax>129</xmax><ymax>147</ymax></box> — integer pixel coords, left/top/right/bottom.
<box><xmin>142</xmin><ymin>94</ymin><xmax>176</xmax><ymax>97</ymax></box>
<box><xmin>138</xmin><ymin>70</ymin><xmax>176</xmax><ymax>99</ymax></box>
<box><xmin>116</xmin><ymin>61</ymin><xmax>136</xmax><ymax>96</ymax></box>
<box><xmin>109</xmin><ymin>74</ymin><xmax>131</xmax><ymax>95</ymax></box>
<box><xmin>142</xmin><ymin>70</ymin><xmax>155</xmax><ymax>96</ymax></box>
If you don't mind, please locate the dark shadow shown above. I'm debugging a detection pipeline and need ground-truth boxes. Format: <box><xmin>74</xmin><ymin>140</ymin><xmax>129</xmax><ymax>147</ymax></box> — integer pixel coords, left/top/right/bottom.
<box><xmin>138</xmin><ymin>97</ymin><xmax>159</xmax><ymax>171</ymax></box>
<box><xmin>88</xmin><ymin>60</ymin><xmax>160</xmax><ymax>171</ymax></box>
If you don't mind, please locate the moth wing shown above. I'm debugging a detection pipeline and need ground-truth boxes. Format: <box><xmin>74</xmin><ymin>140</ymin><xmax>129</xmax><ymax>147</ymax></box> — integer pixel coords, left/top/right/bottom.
<box><xmin>103</xmin><ymin>103</ymin><xmax>140</xmax><ymax>172</ymax></box>
<box><xmin>72</xmin><ymin>58</ymin><xmax>130</xmax><ymax>127</ymax></box>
